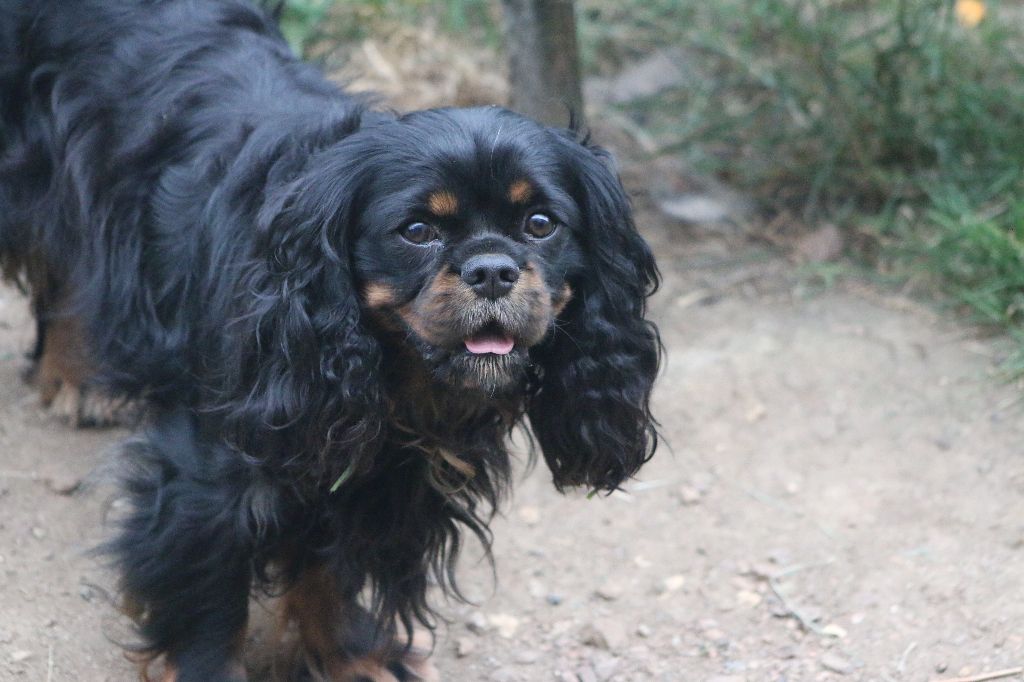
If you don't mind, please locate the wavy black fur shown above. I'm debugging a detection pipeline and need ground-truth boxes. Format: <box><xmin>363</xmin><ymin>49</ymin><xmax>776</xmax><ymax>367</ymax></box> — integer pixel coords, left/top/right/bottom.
<box><xmin>0</xmin><ymin>1</ymin><xmax>660</xmax><ymax>679</ymax></box>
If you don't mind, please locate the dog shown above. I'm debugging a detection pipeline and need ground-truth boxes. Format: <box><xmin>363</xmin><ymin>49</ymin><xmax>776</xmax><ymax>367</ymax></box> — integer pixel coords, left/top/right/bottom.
<box><xmin>0</xmin><ymin>1</ymin><xmax>660</xmax><ymax>679</ymax></box>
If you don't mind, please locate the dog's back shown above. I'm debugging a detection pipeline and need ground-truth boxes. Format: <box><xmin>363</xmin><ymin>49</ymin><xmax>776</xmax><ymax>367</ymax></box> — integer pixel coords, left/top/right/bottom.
<box><xmin>0</xmin><ymin>0</ymin><xmax>365</xmax><ymax>412</ymax></box>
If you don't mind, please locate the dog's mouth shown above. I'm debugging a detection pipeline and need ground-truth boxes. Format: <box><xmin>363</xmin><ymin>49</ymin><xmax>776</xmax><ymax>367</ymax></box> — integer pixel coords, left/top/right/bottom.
<box><xmin>425</xmin><ymin>319</ymin><xmax>529</xmax><ymax>395</ymax></box>
<box><xmin>463</xmin><ymin>321</ymin><xmax>517</xmax><ymax>356</ymax></box>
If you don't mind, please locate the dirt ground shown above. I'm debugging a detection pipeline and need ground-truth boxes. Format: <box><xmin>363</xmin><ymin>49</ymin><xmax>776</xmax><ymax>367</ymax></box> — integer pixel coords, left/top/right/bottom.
<box><xmin>1</xmin><ymin>193</ymin><xmax>1022</xmax><ymax>682</ymax></box>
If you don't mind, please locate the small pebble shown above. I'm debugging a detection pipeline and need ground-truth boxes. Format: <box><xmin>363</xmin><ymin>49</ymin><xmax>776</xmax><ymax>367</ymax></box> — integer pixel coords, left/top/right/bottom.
<box><xmin>736</xmin><ymin>589</ymin><xmax>762</xmax><ymax>607</ymax></box>
<box><xmin>489</xmin><ymin>666</ymin><xmax>519</xmax><ymax>682</ymax></box>
<box><xmin>821</xmin><ymin>652</ymin><xmax>854</xmax><ymax>675</ymax></box>
<box><xmin>593</xmin><ymin>656</ymin><xmax>621</xmax><ymax>680</ymax></box>
<box><xmin>455</xmin><ymin>637</ymin><xmax>476</xmax><ymax>658</ymax></box>
<box><xmin>10</xmin><ymin>650</ymin><xmax>32</xmax><ymax>663</ymax></box>
<box><xmin>466</xmin><ymin>612</ymin><xmax>489</xmax><ymax>634</ymax></box>
<box><xmin>488</xmin><ymin>613</ymin><xmax>520</xmax><ymax>639</ymax></box>
<box><xmin>46</xmin><ymin>473</ymin><xmax>82</xmax><ymax>495</ymax></box>
<box><xmin>579</xmin><ymin>619</ymin><xmax>627</xmax><ymax>651</ymax></box>
<box><xmin>595</xmin><ymin>580</ymin><xmax>625</xmax><ymax>601</ymax></box>
<box><xmin>662</xmin><ymin>574</ymin><xmax>686</xmax><ymax>592</ymax></box>
<box><xmin>517</xmin><ymin>506</ymin><xmax>541</xmax><ymax>525</ymax></box>
<box><xmin>822</xmin><ymin>623</ymin><xmax>848</xmax><ymax>638</ymax></box>
<box><xmin>677</xmin><ymin>485</ymin><xmax>702</xmax><ymax>505</ymax></box>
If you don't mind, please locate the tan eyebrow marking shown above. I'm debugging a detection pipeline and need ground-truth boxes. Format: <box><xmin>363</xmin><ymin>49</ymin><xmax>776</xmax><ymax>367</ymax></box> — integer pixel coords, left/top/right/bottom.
<box><xmin>362</xmin><ymin>282</ymin><xmax>396</xmax><ymax>308</ymax></box>
<box><xmin>508</xmin><ymin>179</ymin><xmax>534</xmax><ymax>204</ymax></box>
<box><xmin>427</xmin><ymin>190</ymin><xmax>459</xmax><ymax>216</ymax></box>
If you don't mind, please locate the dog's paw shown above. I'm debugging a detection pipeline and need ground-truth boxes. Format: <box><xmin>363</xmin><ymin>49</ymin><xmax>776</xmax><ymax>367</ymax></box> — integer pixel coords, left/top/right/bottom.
<box><xmin>46</xmin><ymin>382</ymin><xmax>133</xmax><ymax>428</ymax></box>
<box><xmin>392</xmin><ymin>651</ymin><xmax>440</xmax><ymax>682</ymax></box>
<box><xmin>395</xmin><ymin>629</ymin><xmax>440</xmax><ymax>682</ymax></box>
<box><xmin>339</xmin><ymin>652</ymin><xmax>439</xmax><ymax>682</ymax></box>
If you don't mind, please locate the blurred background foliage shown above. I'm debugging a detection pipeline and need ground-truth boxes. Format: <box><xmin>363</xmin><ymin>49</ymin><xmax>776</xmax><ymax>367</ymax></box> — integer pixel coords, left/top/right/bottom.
<box><xmin>267</xmin><ymin>0</ymin><xmax>1024</xmax><ymax>370</ymax></box>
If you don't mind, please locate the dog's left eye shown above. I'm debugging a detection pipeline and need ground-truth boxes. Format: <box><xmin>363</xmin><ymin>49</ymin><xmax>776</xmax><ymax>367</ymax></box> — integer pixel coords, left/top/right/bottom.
<box><xmin>524</xmin><ymin>213</ymin><xmax>557</xmax><ymax>239</ymax></box>
<box><xmin>400</xmin><ymin>222</ymin><xmax>440</xmax><ymax>245</ymax></box>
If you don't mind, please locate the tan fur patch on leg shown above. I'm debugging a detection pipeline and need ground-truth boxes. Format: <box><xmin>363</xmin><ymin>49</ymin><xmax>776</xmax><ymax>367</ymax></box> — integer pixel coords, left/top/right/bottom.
<box><xmin>281</xmin><ymin>566</ymin><xmax>348</xmax><ymax>679</ymax></box>
<box><xmin>34</xmin><ymin>314</ymin><xmax>131</xmax><ymax>426</ymax></box>
<box><xmin>280</xmin><ymin>567</ymin><xmax>441</xmax><ymax>681</ymax></box>
<box><xmin>36</xmin><ymin>316</ymin><xmax>88</xmax><ymax>406</ymax></box>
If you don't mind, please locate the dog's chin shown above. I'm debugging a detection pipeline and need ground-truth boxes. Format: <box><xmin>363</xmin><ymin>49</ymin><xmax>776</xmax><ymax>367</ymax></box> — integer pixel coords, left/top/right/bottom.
<box><xmin>445</xmin><ymin>348</ymin><xmax>530</xmax><ymax>395</ymax></box>
<box><xmin>411</xmin><ymin>337</ymin><xmax>532</xmax><ymax>397</ymax></box>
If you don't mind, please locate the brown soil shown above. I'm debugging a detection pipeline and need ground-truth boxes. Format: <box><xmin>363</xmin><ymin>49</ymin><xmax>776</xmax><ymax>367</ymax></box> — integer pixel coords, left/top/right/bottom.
<box><xmin>1</xmin><ymin>203</ymin><xmax>1022</xmax><ymax>681</ymax></box>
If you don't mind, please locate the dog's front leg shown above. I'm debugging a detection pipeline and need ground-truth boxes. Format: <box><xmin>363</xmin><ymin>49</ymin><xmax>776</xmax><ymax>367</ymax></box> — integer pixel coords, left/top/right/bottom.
<box><xmin>278</xmin><ymin>563</ymin><xmax>439</xmax><ymax>681</ymax></box>
<box><xmin>112</xmin><ymin>410</ymin><xmax>255</xmax><ymax>682</ymax></box>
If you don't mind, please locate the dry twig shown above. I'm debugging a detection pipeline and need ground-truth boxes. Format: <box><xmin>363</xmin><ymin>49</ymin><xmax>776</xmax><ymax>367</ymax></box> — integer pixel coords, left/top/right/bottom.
<box><xmin>764</xmin><ymin>577</ymin><xmax>824</xmax><ymax>635</ymax></box>
<box><xmin>932</xmin><ymin>667</ymin><xmax>1024</xmax><ymax>682</ymax></box>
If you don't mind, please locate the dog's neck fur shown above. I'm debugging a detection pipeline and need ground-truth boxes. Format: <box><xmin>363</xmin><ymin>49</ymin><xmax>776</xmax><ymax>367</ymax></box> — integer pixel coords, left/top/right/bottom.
<box><xmin>376</xmin><ymin>334</ymin><xmax>520</xmax><ymax>479</ymax></box>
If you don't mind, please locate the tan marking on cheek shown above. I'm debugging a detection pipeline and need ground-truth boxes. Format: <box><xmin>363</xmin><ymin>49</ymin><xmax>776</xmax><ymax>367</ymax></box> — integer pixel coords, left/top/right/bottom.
<box><xmin>507</xmin><ymin>265</ymin><xmax>557</xmax><ymax>346</ymax></box>
<box><xmin>399</xmin><ymin>270</ymin><xmax>474</xmax><ymax>344</ymax></box>
<box><xmin>427</xmin><ymin>190</ymin><xmax>459</xmax><ymax>217</ymax></box>
<box><xmin>362</xmin><ymin>282</ymin><xmax>397</xmax><ymax>308</ymax></box>
<box><xmin>552</xmin><ymin>283</ymin><xmax>574</xmax><ymax>316</ymax></box>
<box><xmin>397</xmin><ymin>303</ymin><xmax>430</xmax><ymax>340</ymax></box>
<box><xmin>517</xmin><ymin>267</ymin><xmax>551</xmax><ymax>305</ymax></box>
<box><xmin>508</xmin><ymin>179</ymin><xmax>534</xmax><ymax>204</ymax></box>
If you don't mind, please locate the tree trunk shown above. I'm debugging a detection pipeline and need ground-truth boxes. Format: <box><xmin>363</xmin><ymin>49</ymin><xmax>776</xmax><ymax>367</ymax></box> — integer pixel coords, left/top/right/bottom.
<box><xmin>500</xmin><ymin>0</ymin><xmax>584</xmax><ymax>128</ymax></box>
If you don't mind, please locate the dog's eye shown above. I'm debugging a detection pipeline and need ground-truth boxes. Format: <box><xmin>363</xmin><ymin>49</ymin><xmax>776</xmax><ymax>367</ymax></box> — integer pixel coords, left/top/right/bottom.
<box><xmin>400</xmin><ymin>222</ymin><xmax>440</xmax><ymax>245</ymax></box>
<box><xmin>524</xmin><ymin>213</ymin><xmax>557</xmax><ymax>239</ymax></box>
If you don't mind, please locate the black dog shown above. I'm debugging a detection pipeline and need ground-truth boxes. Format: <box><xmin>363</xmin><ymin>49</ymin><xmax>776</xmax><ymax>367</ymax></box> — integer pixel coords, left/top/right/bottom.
<box><xmin>0</xmin><ymin>1</ymin><xmax>659</xmax><ymax>679</ymax></box>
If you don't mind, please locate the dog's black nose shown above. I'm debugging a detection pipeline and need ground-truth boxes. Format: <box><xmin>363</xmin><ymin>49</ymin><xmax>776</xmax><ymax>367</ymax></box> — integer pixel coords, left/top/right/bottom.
<box><xmin>461</xmin><ymin>254</ymin><xmax>520</xmax><ymax>300</ymax></box>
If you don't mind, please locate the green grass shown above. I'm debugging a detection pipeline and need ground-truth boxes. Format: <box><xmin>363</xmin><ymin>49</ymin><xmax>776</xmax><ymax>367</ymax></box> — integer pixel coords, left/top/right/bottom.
<box><xmin>908</xmin><ymin>173</ymin><xmax>1024</xmax><ymax>362</ymax></box>
<box><xmin>582</xmin><ymin>0</ymin><xmax>1024</xmax><ymax>213</ymax></box>
<box><xmin>578</xmin><ymin>0</ymin><xmax>1024</xmax><ymax>370</ymax></box>
<box><xmin>259</xmin><ymin>0</ymin><xmax>334</xmax><ymax>52</ymax></box>
<box><xmin>265</xmin><ymin>0</ymin><xmax>500</xmax><ymax>55</ymax></box>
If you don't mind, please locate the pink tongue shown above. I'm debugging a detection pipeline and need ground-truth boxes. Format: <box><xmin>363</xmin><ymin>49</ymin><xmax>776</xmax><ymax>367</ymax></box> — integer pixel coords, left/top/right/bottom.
<box><xmin>465</xmin><ymin>334</ymin><xmax>515</xmax><ymax>355</ymax></box>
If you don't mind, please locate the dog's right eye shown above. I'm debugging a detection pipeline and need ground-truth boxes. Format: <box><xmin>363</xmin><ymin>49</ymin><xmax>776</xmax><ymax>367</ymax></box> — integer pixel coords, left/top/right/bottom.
<box><xmin>400</xmin><ymin>222</ymin><xmax>440</xmax><ymax>245</ymax></box>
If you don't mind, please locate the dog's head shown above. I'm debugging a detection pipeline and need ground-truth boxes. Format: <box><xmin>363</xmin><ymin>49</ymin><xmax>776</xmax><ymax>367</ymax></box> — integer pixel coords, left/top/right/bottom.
<box><xmin>351</xmin><ymin>109</ymin><xmax>584</xmax><ymax>396</ymax></box>
<box><xmin>253</xmin><ymin>107</ymin><xmax>659</xmax><ymax>491</ymax></box>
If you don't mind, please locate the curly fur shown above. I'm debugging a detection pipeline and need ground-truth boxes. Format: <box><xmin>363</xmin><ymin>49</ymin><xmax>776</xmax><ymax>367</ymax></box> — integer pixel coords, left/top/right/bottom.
<box><xmin>0</xmin><ymin>1</ymin><xmax>660</xmax><ymax>679</ymax></box>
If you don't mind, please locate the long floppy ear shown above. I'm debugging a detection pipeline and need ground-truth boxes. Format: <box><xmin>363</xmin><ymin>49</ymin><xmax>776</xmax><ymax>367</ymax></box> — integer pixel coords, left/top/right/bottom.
<box><xmin>215</xmin><ymin>136</ymin><xmax>385</xmax><ymax>485</ymax></box>
<box><xmin>528</xmin><ymin>133</ymin><xmax>661</xmax><ymax>493</ymax></box>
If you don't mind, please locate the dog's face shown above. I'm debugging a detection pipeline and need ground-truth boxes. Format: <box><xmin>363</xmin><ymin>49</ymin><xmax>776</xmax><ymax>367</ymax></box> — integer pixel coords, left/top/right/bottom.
<box><xmin>348</xmin><ymin>108</ymin><xmax>587</xmax><ymax>394</ymax></box>
<box><xmin>262</xmin><ymin>106</ymin><xmax>659</xmax><ymax>491</ymax></box>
